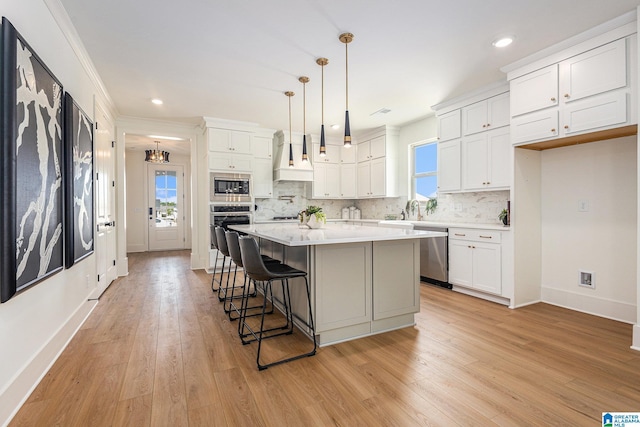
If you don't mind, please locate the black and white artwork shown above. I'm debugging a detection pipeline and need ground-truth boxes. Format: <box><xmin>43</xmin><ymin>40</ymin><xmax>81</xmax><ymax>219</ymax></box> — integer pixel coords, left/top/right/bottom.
<box><xmin>1</xmin><ymin>17</ymin><xmax>64</xmax><ymax>303</ymax></box>
<box><xmin>64</xmin><ymin>92</ymin><xmax>94</xmax><ymax>268</ymax></box>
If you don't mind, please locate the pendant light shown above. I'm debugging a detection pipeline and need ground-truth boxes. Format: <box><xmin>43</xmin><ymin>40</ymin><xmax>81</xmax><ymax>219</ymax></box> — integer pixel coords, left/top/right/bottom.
<box><xmin>145</xmin><ymin>140</ymin><xmax>170</xmax><ymax>163</ymax></box>
<box><xmin>285</xmin><ymin>91</ymin><xmax>295</xmax><ymax>168</ymax></box>
<box><xmin>340</xmin><ymin>32</ymin><xmax>354</xmax><ymax>148</ymax></box>
<box><xmin>299</xmin><ymin>76</ymin><xmax>309</xmax><ymax>162</ymax></box>
<box><xmin>316</xmin><ymin>57</ymin><xmax>328</xmax><ymax>157</ymax></box>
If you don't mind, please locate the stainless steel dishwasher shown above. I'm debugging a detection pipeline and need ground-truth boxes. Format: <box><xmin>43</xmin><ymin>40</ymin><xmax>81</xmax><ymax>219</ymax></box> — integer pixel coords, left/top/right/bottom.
<box><xmin>414</xmin><ymin>225</ymin><xmax>451</xmax><ymax>289</ymax></box>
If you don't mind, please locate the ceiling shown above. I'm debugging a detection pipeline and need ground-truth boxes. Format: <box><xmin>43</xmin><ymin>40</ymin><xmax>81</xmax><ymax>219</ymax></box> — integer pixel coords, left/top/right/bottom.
<box><xmin>59</xmin><ymin>0</ymin><xmax>640</xmax><ymax>150</ymax></box>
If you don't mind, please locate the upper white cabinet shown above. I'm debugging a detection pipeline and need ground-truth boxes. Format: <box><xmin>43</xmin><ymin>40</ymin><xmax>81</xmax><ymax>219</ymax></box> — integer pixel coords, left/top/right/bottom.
<box><xmin>208</xmin><ymin>129</ymin><xmax>252</xmax><ymax>154</ymax></box>
<box><xmin>313</xmin><ymin>163</ymin><xmax>341</xmax><ymax>198</ymax></box>
<box><xmin>251</xmin><ymin>134</ymin><xmax>273</xmax><ymax>198</ymax></box>
<box><xmin>437</xmin><ymin>139</ymin><xmax>461</xmax><ymax>192</ymax></box>
<box><xmin>509</xmin><ymin>36</ymin><xmax>636</xmax><ymax>146</ymax></box>
<box><xmin>355</xmin><ymin>127</ymin><xmax>398</xmax><ymax>198</ymax></box>
<box><xmin>208</xmin><ymin>154</ymin><xmax>252</xmax><ymax>172</ymax></box>
<box><xmin>462</xmin><ymin>127</ymin><xmax>511</xmax><ymax>191</ymax></box>
<box><xmin>462</xmin><ymin>92</ymin><xmax>510</xmax><ymax>135</ymax></box>
<box><xmin>433</xmin><ymin>85</ymin><xmax>511</xmax><ymax>193</ymax></box>
<box><xmin>340</xmin><ymin>144</ymin><xmax>357</xmax><ymax>164</ymax></box>
<box><xmin>437</xmin><ymin>110</ymin><xmax>461</xmax><ymax>142</ymax></box>
<box><xmin>313</xmin><ymin>142</ymin><xmax>341</xmax><ymax>164</ymax></box>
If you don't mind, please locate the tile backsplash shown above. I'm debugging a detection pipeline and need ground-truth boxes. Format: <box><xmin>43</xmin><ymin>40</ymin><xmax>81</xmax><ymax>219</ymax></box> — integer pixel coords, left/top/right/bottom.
<box><xmin>255</xmin><ymin>181</ymin><xmax>509</xmax><ymax>225</ymax></box>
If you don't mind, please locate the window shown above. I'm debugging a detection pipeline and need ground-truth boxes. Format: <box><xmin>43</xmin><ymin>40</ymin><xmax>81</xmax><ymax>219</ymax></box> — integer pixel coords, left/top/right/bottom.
<box><xmin>411</xmin><ymin>139</ymin><xmax>438</xmax><ymax>200</ymax></box>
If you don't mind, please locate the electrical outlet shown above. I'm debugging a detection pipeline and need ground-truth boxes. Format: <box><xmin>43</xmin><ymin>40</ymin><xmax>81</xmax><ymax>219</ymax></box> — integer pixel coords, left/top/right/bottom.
<box><xmin>578</xmin><ymin>199</ymin><xmax>589</xmax><ymax>212</ymax></box>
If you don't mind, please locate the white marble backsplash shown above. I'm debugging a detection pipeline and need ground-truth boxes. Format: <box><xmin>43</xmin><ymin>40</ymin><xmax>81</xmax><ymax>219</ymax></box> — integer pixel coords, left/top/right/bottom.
<box><xmin>255</xmin><ymin>181</ymin><xmax>509</xmax><ymax>225</ymax></box>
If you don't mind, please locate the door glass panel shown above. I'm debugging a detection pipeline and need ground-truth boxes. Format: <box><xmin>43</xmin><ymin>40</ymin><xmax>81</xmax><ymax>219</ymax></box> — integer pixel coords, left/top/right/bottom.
<box><xmin>154</xmin><ymin>170</ymin><xmax>178</xmax><ymax>228</ymax></box>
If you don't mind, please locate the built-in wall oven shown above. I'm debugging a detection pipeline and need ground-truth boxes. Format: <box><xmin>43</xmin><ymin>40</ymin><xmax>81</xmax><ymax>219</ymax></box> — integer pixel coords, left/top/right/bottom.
<box><xmin>210</xmin><ymin>204</ymin><xmax>252</xmax><ymax>230</ymax></box>
<box><xmin>210</xmin><ymin>172</ymin><xmax>252</xmax><ymax>203</ymax></box>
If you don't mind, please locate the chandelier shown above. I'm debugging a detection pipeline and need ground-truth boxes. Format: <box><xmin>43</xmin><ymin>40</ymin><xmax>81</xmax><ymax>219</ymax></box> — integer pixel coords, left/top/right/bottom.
<box><xmin>145</xmin><ymin>141</ymin><xmax>170</xmax><ymax>163</ymax></box>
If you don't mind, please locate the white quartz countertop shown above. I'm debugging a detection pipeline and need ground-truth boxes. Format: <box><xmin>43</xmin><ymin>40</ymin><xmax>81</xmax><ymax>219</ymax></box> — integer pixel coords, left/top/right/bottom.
<box><xmin>254</xmin><ymin>218</ymin><xmax>509</xmax><ymax>231</ymax></box>
<box><xmin>230</xmin><ymin>222</ymin><xmax>447</xmax><ymax>247</ymax></box>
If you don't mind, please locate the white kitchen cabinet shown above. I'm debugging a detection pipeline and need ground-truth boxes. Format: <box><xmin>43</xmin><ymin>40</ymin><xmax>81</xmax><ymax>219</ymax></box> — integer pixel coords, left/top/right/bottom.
<box><xmin>340</xmin><ymin>144</ymin><xmax>357</xmax><ymax>164</ymax></box>
<box><xmin>340</xmin><ymin>163</ymin><xmax>357</xmax><ymax>198</ymax></box>
<box><xmin>509</xmin><ymin>37</ymin><xmax>634</xmax><ymax>145</ymax></box>
<box><xmin>208</xmin><ymin>128</ymin><xmax>252</xmax><ymax>154</ymax></box>
<box><xmin>208</xmin><ymin>153</ymin><xmax>252</xmax><ymax>172</ymax></box>
<box><xmin>462</xmin><ymin>126</ymin><xmax>510</xmax><ymax>190</ymax></box>
<box><xmin>313</xmin><ymin>142</ymin><xmax>341</xmax><ymax>164</ymax></box>
<box><xmin>461</xmin><ymin>92</ymin><xmax>510</xmax><ymax>136</ymax></box>
<box><xmin>449</xmin><ymin>228</ymin><xmax>501</xmax><ymax>295</ymax></box>
<box><xmin>437</xmin><ymin>139</ymin><xmax>461</xmax><ymax>192</ymax></box>
<box><xmin>510</xmin><ymin>64</ymin><xmax>559</xmax><ymax>117</ymax></box>
<box><xmin>355</xmin><ymin>127</ymin><xmax>398</xmax><ymax>198</ymax></box>
<box><xmin>251</xmin><ymin>135</ymin><xmax>272</xmax><ymax>160</ymax></box>
<box><xmin>313</xmin><ymin>163</ymin><xmax>341</xmax><ymax>199</ymax></box>
<box><xmin>437</xmin><ymin>109</ymin><xmax>461</xmax><ymax>142</ymax></box>
<box><xmin>252</xmin><ymin>158</ymin><xmax>273</xmax><ymax>198</ymax></box>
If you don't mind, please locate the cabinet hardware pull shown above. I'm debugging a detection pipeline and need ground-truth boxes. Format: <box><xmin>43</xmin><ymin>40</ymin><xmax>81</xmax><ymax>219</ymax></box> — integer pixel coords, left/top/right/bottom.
<box><xmin>551</xmin><ymin>128</ymin><xmax>556</xmax><ymax>132</ymax></box>
<box><xmin>487</xmin><ymin>123</ymin><xmax>491</xmax><ymax>127</ymax></box>
<box><xmin>564</xmin><ymin>125</ymin><xmax>569</xmax><ymax>129</ymax></box>
<box><xmin>482</xmin><ymin>124</ymin><xmax>486</xmax><ymax>128</ymax></box>
<box><xmin>564</xmin><ymin>93</ymin><xmax>570</xmax><ymax>98</ymax></box>
<box><xmin>479</xmin><ymin>235</ymin><xmax>492</xmax><ymax>239</ymax></box>
<box><xmin>551</xmin><ymin>97</ymin><xmax>556</xmax><ymax>102</ymax></box>
<box><xmin>455</xmin><ymin>233</ymin><xmax>466</xmax><ymax>236</ymax></box>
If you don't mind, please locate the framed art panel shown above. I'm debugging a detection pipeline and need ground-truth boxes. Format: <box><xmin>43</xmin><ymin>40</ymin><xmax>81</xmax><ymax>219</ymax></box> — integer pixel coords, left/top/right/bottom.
<box><xmin>63</xmin><ymin>92</ymin><xmax>94</xmax><ymax>268</ymax></box>
<box><xmin>1</xmin><ymin>17</ymin><xmax>64</xmax><ymax>303</ymax></box>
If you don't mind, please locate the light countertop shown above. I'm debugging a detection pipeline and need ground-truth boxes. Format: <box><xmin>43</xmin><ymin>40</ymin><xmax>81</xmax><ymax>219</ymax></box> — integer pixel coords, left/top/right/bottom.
<box><xmin>253</xmin><ymin>218</ymin><xmax>509</xmax><ymax>231</ymax></box>
<box><xmin>230</xmin><ymin>222</ymin><xmax>447</xmax><ymax>247</ymax></box>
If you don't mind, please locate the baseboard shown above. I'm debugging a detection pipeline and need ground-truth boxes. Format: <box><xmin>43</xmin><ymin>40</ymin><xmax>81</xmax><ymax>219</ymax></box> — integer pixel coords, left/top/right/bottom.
<box><xmin>0</xmin><ymin>300</ymin><xmax>98</xmax><ymax>427</ymax></box>
<box><xmin>451</xmin><ymin>286</ymin><xmax>510</xmax><ymax>306</ymax></box>
<box><xmin>541</xmin><ymin>286</ymin><xmax>636</xmax><ymax>324</ymax></box>
<box><xmin>632</xmin><ymin>324</ymin><xmax>640</xmax><ymax>352</ymax></box>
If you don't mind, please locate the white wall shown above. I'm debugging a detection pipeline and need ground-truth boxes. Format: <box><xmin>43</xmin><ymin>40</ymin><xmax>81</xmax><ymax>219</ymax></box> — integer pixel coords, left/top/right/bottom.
<box><xmin>125</xmin><ymin>150</ymin><xmax>192</xmax><ymax>252</ymax></box>
<box><xmin>0</xmin><ymin>0</ymin><xmax>116</xmax><ymax>424</ymax></box>
<box><xmin>540</xmin><ymin>136</ymin><xmax>637</xmax><ymax>323</ymax></box>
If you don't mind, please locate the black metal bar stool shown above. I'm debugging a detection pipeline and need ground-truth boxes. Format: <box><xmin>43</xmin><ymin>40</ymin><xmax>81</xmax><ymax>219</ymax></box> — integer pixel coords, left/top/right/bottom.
<box><xmin>225</xmin><ymin>230</ymin><xmax>278</xmax><ymax>322</ymax></box>
<box><xmin>210</xmin><ymin>225</ymin><xmax>221</xmax><ymax>294</ymax></box>
<box><xmin>215</xmin><ymin>226</ymin><xmax>244</xmax><ymax>307</ymax></box>
<box><xmin>238</xmin><ymin>235</ymin><xmax>317</xmax><ymax>370</ymax></box>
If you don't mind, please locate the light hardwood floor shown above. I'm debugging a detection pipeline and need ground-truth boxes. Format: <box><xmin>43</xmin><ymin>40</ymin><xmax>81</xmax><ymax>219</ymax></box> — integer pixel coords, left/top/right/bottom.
<box><xmin>10</xmin><ymin>250</ymin><xmax>640</xmax><ymax>426</ymax></box>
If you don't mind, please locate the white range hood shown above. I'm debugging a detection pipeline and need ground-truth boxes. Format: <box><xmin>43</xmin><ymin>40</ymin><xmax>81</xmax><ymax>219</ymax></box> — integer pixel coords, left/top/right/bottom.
<box><xmin>273</xmin><ymin>130</ymin><xmax>314</xmax><ymax>182</ymax></box>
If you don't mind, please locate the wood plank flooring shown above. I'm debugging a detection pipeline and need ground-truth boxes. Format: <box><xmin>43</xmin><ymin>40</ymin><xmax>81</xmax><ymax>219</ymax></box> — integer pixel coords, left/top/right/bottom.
<box><xmin>10</xmin><ymin>250</ymin><xmax>640</xmax><ymax>426</ymax></box>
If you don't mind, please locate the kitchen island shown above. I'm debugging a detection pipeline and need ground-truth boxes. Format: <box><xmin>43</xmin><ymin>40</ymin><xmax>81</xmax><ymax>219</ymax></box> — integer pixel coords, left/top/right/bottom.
<box><xmin>230</xmin><ymin>222</ymin><xmax>447</xmax><ymax>346</ymax></box>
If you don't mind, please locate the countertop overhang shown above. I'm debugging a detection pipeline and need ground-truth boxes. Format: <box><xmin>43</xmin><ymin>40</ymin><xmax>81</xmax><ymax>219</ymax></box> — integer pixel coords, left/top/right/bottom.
<box><xmin>230</xmin><ymin>223</ymin><xmax>447</xmax><ymax>246</ymax></box>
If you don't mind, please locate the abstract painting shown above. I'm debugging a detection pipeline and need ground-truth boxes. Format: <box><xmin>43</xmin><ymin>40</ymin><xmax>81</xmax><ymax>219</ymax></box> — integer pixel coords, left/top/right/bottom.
<box><xmin>64</xmin><ymin>92</ymin><xmax>94</xmax><ymax>268</ymax></box>
<box><xmin>1</xmin><ymin>17</ymin><xmax>64</xmax><ymax>302</ymax></box>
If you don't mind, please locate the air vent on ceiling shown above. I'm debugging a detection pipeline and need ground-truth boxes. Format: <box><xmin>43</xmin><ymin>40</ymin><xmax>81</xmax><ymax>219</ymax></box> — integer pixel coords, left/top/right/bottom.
<box><xmin>370</xmin><ymin>107</ymin><xmax>391</xmax><ymax>116</ymax></box>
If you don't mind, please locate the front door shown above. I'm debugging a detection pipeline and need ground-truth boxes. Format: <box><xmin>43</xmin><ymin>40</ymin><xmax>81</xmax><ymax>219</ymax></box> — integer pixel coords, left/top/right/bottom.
<box><xmin>148</xmin><ymin>164</ymin><xmax>184</xmax><ymax>251</ymax></box>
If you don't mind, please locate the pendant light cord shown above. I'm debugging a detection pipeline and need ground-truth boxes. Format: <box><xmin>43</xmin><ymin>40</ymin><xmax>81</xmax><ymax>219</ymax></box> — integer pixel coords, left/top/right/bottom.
<box><xmin>288</xmin><ymin>94</ymin><xmax>292</xmax><ymax>144</ymax></box>
<box><xmin>321</xmin><ymin>63</ymin><xmax>324</xmax><ymax>124</ymax></box>
<box><xmin>345</xmin><ymin>41</ymin><xmax>349</xmax><ymax>110</ymax></box>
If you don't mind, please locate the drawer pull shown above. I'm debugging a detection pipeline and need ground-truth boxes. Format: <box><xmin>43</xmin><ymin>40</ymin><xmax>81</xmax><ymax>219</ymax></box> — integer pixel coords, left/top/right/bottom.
<box><xmin>454</xmin><ymin>233</ymin><xmax>466</xmax><ymax>236</ymax></box>
<box><xmin>479</xmin><ymin>235</ymin><xmax>492</xmax><ymax>239</ymax></box>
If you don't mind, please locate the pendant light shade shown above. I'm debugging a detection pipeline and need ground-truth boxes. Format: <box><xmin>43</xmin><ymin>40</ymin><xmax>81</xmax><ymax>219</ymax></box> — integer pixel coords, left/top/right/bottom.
<box><xmin>299</xmin><ymin>76</ymin><xmax>309</xmax><ymax>162</ymax></box>
<box><xmin>285</xmin><ymin>91</ymin><xmax>295</xmax><ymax>168</ymax></box>
<box><xmin>340</xmin><ymin>32</ymin><xmax>354</xmax><ymax>148</ymax></box>
<box><xmin>145</xmin><ymin>141</ymin><xmax>170</xmax><ymax>163</ymax></box>
<box><xmin>316</xmin><ymin>57</ymin><xmax>328</xmax><ymax>157</ymax></box>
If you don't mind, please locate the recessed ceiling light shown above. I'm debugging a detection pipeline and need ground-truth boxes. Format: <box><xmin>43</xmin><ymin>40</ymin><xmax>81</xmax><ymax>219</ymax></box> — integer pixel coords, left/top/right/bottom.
<box><xmin>331</xmin><ymin>124</ymin><xmax>340</xmax><ymax>130</ymax></box>
<box><xmin>492</xmin><ymin>37</ymin><xmax>514</xmax><ymax>48</ymax></box>
<box><xmin>151</xmin><ymin>98</ymin><xmax>163</xmax><ymax>105</ymax></box>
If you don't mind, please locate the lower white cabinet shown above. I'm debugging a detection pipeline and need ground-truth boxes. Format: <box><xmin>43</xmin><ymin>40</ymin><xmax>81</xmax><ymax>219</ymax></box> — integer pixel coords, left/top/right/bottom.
<box><xmin>448</xmin><ymin>228</ymin><xmax>502</xmax><ymax>295</ymax></box>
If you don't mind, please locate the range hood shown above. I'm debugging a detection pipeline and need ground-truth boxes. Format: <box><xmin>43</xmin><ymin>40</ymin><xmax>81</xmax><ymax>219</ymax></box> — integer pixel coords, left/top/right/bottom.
<box><xmin>273</xmin><ymin>130</ymin><xmax>314</xmax><ymax>182</ymax></box>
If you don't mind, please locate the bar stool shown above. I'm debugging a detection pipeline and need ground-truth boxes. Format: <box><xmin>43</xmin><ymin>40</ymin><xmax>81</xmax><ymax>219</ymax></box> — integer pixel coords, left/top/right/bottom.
<box><xmin>238</xmin><ymin>235</ymin><xmax>317</xmax><ymax>370</ymax></box>
<box><xmin>225</xmin><ymin>230</ymin><xmax>277</xmax><ymax>322</ymax></box>
<box><xmin>215</xmin><ymin>226</ymin><xmax>243</xmax><ymax>307</ymax></box>
<box><xmin>210</xmin><ymin>225</ymin><xmax>221</xmax><ymax>294</ymax></box>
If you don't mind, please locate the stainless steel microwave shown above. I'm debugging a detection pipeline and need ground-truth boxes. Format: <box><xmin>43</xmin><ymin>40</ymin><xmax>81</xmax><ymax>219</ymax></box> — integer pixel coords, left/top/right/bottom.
<box><xmin>210</xmin><ymin>172</ymin><xmax>252</xmax><ymax>203</ymax></box>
